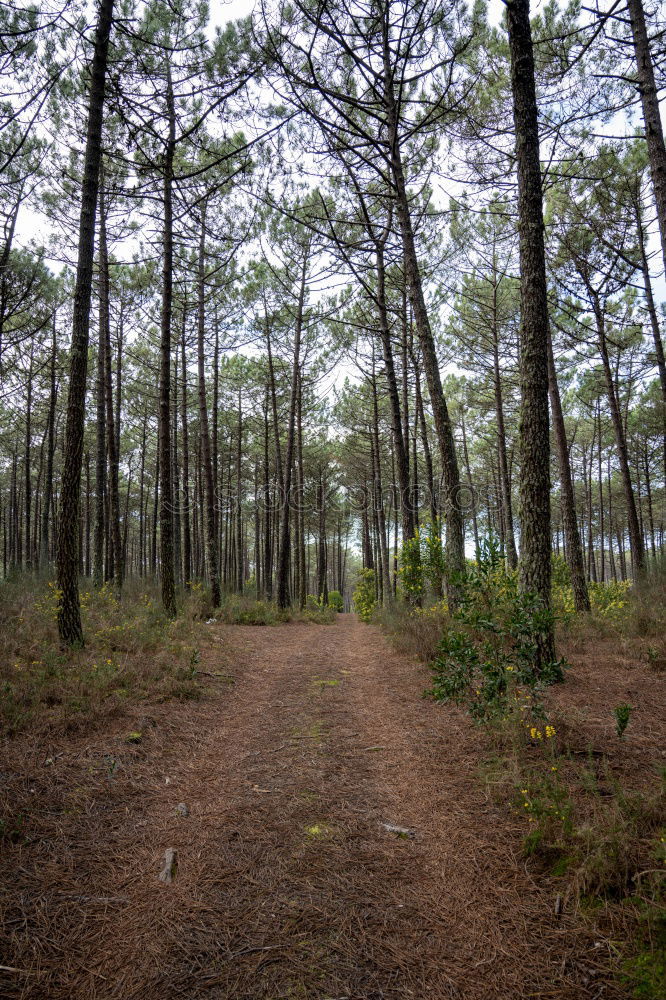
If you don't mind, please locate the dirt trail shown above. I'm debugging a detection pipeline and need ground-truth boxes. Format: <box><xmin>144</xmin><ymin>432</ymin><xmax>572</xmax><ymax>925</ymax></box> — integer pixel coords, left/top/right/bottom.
<box><xmin>2</xmin><ymin>615</ymin><xmax>624</xmax><ymax>999</ymax></box>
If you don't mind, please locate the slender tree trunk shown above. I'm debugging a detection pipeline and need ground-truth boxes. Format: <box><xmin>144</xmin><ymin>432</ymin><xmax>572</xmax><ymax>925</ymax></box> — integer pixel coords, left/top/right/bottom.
<box><xmin>93</xmin><ymin>295</ymin><xmax>106</xmax><ymax>588</ymax></box>
<box><xmin>491</xmin><ymin>291</ymin><xmax>518</xmax><ymax>570</ymax></box>
<box><xmin>276</xmin><ymin>263</ymin><xmax>306</xmax><ymax>609</ymax></box>
<box><xmin>297</xmin><ymin>372</ymin><xmax>306</xmax><ymax>609</ymax></box>
<box><xmin>382</xmin><ymin>27</ymin><xmax>464</xmax><ymax>597</ymax></box>
<box><xmin>158</xmin><ymin>64</ymin><xmax>177</xmax><ymax>616</ymax></box>
<box><xmin>40</xmin><ymin>314</ymin><xmax>57</xmax><ymax>567</ymax></box>
<box><xmin>461</xmin><ymin>411</ymin><xmax>480</xmax><ymax>558</ymax></box>
<box><xmin>56</xmin><ymin>0</ymin><xmax>115</xmax><ymax>644</ymax></box>
<box><xmin>591</xmin><ymin>293</ymin><xmax>645</xmax><ymax>576</ymax></box>
<box><xmin>196</xmin><ymin>204</ymin><xmax>221</xmax><ymax>606</ymax></box>
<box><xmin>180</xmin><ymin>318</ymin><xmax>192</xmax><ymax>589</ymax></box>
<box><xmin>236</xmin><ymin>392</ymin><xmax>244</xmax><ymax>594</ymax></box>
<box><xmin>626</xmin><ymin>0</ymin><xmax>666</xmax><ymax>279</ymax></box>
<box><xmin>634</xmin><ymin>196</ymin><xmax>666</xmax><ymax>477</ymax></box>
<box><xmin>100</xmin><ymin>179</ymin><xmax>122</xmax><ymax>595</ymax></box>
<box><xmin>506</xmin><ymin>0</ymin><xmax>554</xmax><ymax>665</ymax></box>
<box><xmin>412</xmin><ymin>351</ymin><xmax>438</xmax><ymax>526</ymax></box>
<box><xmin>376</xmin><ymin>244</ymin><xmax>414</xmax><ymax>540</ymax></box>
<box><xmin>24</xmin><ymin>348</ymin><xmax>33</xmax><ymax>571</ymax></box>
<box><xmin>371</xmin><ymin>371</ymin><xmax>393</xmax><ymax>604</ymax></box>
<box><xmin>389</xmin><ymin>151</ymin><xmax>465</xmax><ymax>593</ymax></box>
<box><xmin>597</xmin><ymin>404</ymin><xmax>605</xmax><ymax>582</ymax></box>
<box><xmin>547</xmin><ymin>332</ymin><xmax>590</xmax><ymax>610</ymax></box>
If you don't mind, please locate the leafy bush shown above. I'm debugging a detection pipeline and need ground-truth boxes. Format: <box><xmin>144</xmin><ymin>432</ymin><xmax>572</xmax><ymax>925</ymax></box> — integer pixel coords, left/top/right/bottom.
<box><xmin>428</xmin><ymin>537</ymin><xmax>566</xmax><ymax>723</ymax></box>
<box><xmin>328</xmin><ymin>590</ymin><xmax>344</xmax><ymax>613</ymax></box>
<box><xmin>422</xmin><ymin>520</ymin><xmax>446</xmax><ymax>596</ymax></box>
<box><xmin>298</xmin><ymin>604</ymin><xmax>336</xmax><ymax>624</ymax></box>
<box><xmin>352</xmin><ymin>568</ymin><xmax>377</xmax><ymax>622</ymax></box>
<box><xmin>217</xmin><ymin>595</ymin><xmax>283</xmax><ymax>625</ymax></box>
<box><xmin>399</xmin><ymin>532</ymin><xmax>423</xmax><ymax>603</ymax></box>
<box><xmin>398</xmin><ymin>522</ymin><xmax>445</xmax><ymax>603</ymax></box>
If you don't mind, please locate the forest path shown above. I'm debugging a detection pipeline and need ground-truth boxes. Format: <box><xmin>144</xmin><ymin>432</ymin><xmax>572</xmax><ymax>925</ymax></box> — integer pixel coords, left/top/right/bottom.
<box><xmin>3</xmin><ymin>615</ymin><xmax>622</xmax><ymax>999</ymax></box>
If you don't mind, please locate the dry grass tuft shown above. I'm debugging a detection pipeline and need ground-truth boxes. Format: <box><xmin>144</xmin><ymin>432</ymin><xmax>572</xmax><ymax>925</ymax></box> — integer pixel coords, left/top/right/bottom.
<box><xmin>373</xmin><ymin>600</ymin><xmax>448</xmax><ymax>662</ymax></box>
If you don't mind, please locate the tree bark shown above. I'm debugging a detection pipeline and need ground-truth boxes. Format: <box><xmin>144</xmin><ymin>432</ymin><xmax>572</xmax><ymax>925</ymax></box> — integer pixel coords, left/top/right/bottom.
<box><xmin>626</xmin><ymin>0</ymin><xmax>666</xmax><ymax>280</ymax></box>
<box><xmin>158</xmin><ymin>64</ymin><xmax>177</xmax><ymax>616</ymax></box>
<box><xmin>196</xmin><ymin>204</ymin><xmax>221</xmax><ymax>606</ymax></box>
<box><xmin>180</xmin><ymin>316</ymin><xmax>192</xmax><ymax>589</ymax></box>
<box><xmin>56</xmin><ymin>0</ymin><xmax>114</xmax><ymax>644</ymax></box>
<box><xmin>547</xmin><ymin>332</ymin><xmax>590</xmax><ymax>611</ymax></box>
<box><xmin>40</xmin><ymin>313</ymin><xmax>57</xmax><ymax>567</ymax></box>
<box><xmin>506</xmin><ymin>0</ymin><xmax>554</xmax><ymax>663</ymax></box>
<box><xmin>375</xmin><ymin>244</ymin><xmax>414</xmax><ymax>540</ymax></box>
<box><xmin>100</xmin><ymin>178</ymin><xmax>122</xmax><ymax>595</ymax></box>
<box><xmin>591</xmin><ymin>291</ymin><xmax>645</xmax><ymax>576</ymax></box>
<box><xmin>276</xmin><ymin>262</ymin><xmax>305</xmax><ymax>609</ymax></box>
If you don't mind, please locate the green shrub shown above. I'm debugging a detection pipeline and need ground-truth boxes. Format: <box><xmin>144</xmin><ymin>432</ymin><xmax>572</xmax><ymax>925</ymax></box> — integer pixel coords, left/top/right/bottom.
<box><xmin>428</xmin><ymin>537</ymin><xmax>566</xmax><ymax>723</ymax></box>
<box><xmin>352</xmin><ymin>568</ymin><xmax>377</xmax><ymax>622</ymax></box>
<box><xmin>423</xmin><ymin>520</ymin><xmax>446</xmax><ymax>597</ymax></box>
<box><xmin>399</xmin><ymin>532</ymin><xmax>424</xmax><ymax>603</ymax></box>
<box><xmin>328</xmin><ymin>590</ymin><xmax>344</xmax><ymax>613</ymax></box>
<box><xmin>217</xmin><ymin>595</ymin><xmax>283</xmax><ymax>625</ymax></box>
<box><xmin>297</xmin><ymin>604</ymin><xmax>336</xmax><ymax>624</ymax></box>
<box><xmin>614</xmin><ymin>703</ymin><xmax>633</xmax><ymax>739</ymax></box>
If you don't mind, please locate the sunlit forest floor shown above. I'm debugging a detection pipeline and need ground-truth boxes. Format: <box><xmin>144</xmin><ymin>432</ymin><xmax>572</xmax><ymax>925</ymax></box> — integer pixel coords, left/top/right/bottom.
<box><xmin>0</xmin><ymin>599</ymin><xmax>664</xmax><ymax>999</ymax></box>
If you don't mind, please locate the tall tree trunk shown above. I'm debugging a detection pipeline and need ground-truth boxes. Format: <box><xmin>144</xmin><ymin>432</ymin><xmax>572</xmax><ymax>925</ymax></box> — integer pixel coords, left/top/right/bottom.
<box><xmin>158</xmin><ymin>64</ymin><xmax>177</xmax><ymax>616</ymax></box>
<box><xmin>100</xmin><ymin>178</ymin><xmax>122</xmax><ymax>595</ymax></box>
<box><xmin>591</xmin><ymin>292</ymin><xmax>645</xmax><ymax>576</ymax></box>
<box><xmin>236</xmin><ymin>392</ymin><xmax>244</xmax><ymax>594</ymax></box>
<box><xmin>276</xmin><ymin>263</ymin><xmax>305</xmax><ymax>609</ymax></box>
<box><xmin>491</xmin><ymin>283</ymin><xmax>518</xmax><ymax>570</ymax></box>
<box><xmin>138</xmin><ymin>407</ymin><xmax>147</xmax><ymax>576</ymax></box>
<box><xmin>40</xmin><ymin>313</ymin><xmax>57</xmax><ymax>567</ymax></box>
<box><xmin>196</xmin><ymin>204</ymin><xmax>221</xmax><ymax>606</ymax></box>
<box><xmin>371</xmin><ymin>376</ymin><xmax>393</xmax><ymax>605</ymax></box>
<box><xmin>412</xmin><ymin>350</ymin><xmax>438</xmax><ymax>527</ymax></box>
<box><xmin>460</xmin><ymin>410</ymin><xmax>480</xmax><ymax>558</ymax></box>
<box><xmin>547</xmin><ymin>332</ymin><xmax>590</xmax><ymax>611</ymax></box>
<box><xmin>297</xmin><ymin>372</ymin><xmax>306</xmax><ymax>609</ymax></box>
<box><xmin>180</xmin><ymin>318</ymin><xmax>192</xmax><ymax>589</ymax></box>
<box><xmin>597</xmin><ymin>403</ymin><xmax>605</xmax><ymax>582</ymax></box>
<box><xmin>24</xmin><ymin>347</ymin><xmax>33</xmax><ymax>571</ymax></box>
<box><xmin>506</xmin><ymin>0</ymin><xmax>554</xmax><ymax>664</ymax></box>
<box><xmin>626</xmin><ymin>0</ymin><xmax>666</xmax><ymax>279</ymax></box>
<box><xmin>93</xmin><ymin>282</ymin><xmax>106</xmax><ymax>588</ymax></box>
<box><xmin>56</xmin><ymin>0</ymin><xmax>115</xmax><ymax>645</ymax></box>
<box><xmin>633</xmin><ymin>193</ymin><xmax>666</xmax><ymax>477</ymax></box>
<box><xmin>376</xmin><ymin>244</ymin><xmax>414</xmax><ymax>540</ymax></box>
<box><xmin>389</xmin><ymin>149</ymin><xmax>464</xmax><ymax>593</ymax></box>
<box><xmin>316</xmin><ymin>466</ymin><xmax>329</xmax><ymax>605</ymax></box>
<box><xmin>262</xmin><ymin>395</ymin><xmax>273</xmax><ymax>600</ymax></box>
<box><xmin>382</xmin><ymin>24</ymin><xmax>464</xmax><ymax>597</ymax></box>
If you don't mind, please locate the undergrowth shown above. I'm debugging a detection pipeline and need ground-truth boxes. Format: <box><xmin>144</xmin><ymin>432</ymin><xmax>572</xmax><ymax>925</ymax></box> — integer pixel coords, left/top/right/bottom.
<box><xmin>0</xmin><ymin>576</ymin><xmax>206</xmax><ymax>737</ymax></box>
<box><xmin>214</xmin><ymin>593</ymin><xmax>337</xmax><ymax>625</ymax></box>
<box><xmin>374</xmin><ymin>541</ymin><xmax>666</xmax><ymax>998</ymax></box>
<box><xmin>481</xmin><ymin>715</ymin><xmax>665</xmax><ymax>999</ymax></box>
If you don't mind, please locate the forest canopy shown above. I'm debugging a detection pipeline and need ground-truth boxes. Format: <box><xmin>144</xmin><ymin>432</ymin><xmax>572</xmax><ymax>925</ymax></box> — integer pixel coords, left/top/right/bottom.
<box><xmin>0</xmin><ymin>0</ymin><xmax>664</xmax><ymax>643</ymax></box>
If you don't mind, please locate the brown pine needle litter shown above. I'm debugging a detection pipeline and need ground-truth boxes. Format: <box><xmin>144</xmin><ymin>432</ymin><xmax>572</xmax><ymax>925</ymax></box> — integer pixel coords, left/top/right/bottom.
<box><xmin>1</xmin><ymin>615</ymin><xmax>663</xmax><ymax>999</ymax></box>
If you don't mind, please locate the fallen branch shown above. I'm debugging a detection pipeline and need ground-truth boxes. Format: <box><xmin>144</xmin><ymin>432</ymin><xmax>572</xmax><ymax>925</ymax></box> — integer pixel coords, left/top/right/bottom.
<box><xmin>158</xmin><ymin>848</ymin><xmax>178</xmax><ymax>884</ymax></box>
